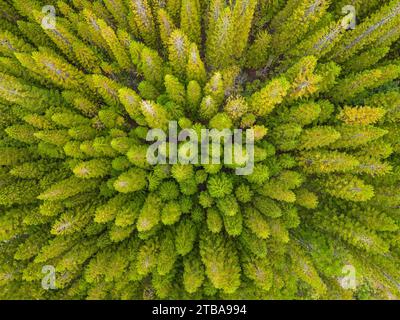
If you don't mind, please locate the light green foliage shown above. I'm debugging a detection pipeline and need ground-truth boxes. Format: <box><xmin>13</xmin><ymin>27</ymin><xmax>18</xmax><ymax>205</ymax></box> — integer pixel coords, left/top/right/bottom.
<box><xmin>0</xmin><ymin>0</ymin><xmax>399</xmax><ymax>301</ymax></box>
<box><xmin>245</xmin><ymin>29</ymin><xmax>271</xmax><ymax>69</ymax></box>
<box><xmin>200</xmin><ymin>232</ymin><xmax>241</xmax><ymax>294</ymax></box>
<box><xmin>128</xmin><ymin>0</ymin><xmax>157</xmax><ymax>47</ymax></box>
<box><xmin>168</xmin><ymin>29</ymin><xmax>189</xmax><ymax>79</ymax></box>
<box><xmin>114</xmin><ymin>168</ymin><xmax>148</xmax><ymax>193</ymax></box>
<box><xmin>249</xmin><ymin>77</ymin><xmax>290</xmax><ymax>116</ymax></box>
<box><xmin>180</xmin><ymin>0</ymin><xmax>201</xmax><ymax>45</ymax></box>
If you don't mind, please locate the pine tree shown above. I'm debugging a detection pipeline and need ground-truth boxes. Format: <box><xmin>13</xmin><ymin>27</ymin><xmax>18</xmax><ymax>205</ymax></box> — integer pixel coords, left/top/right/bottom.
<box><xmin>180</xmin><ymin>0</ymin><xmax>201</xmax><ymax>45</ymax></box>
<box><xmin>128</xmin><ymin>0</ymin><xmax>158</xmax><ymax>47</ymax></box>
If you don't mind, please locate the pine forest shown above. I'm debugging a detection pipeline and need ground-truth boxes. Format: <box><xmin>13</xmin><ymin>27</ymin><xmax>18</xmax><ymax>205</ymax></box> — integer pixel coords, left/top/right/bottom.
<box><xmin>0</xmin><ymin>0</ymin><xmax>400</xmax><ymax>300</ymax></box>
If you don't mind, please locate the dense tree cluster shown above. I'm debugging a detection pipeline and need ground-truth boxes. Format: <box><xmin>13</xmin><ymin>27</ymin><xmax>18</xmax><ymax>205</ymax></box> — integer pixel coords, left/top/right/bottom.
<box><xmin>0</xmin><ymin>0</ymin><xmax>399</xmax><ymax>299</ymax></box>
